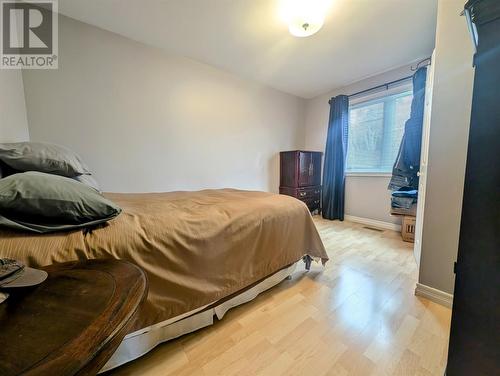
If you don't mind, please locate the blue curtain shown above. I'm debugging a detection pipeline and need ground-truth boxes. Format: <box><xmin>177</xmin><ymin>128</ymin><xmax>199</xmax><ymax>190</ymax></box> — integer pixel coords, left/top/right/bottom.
<box><xmin>388</xmin><ymin>67</ymin><xmax>427</xmax><ymax>190</ymax></box>
<box><xmin>322</xmin><ymin>95</ymin><xmax>349</xmax><ymax>220</ymax></box>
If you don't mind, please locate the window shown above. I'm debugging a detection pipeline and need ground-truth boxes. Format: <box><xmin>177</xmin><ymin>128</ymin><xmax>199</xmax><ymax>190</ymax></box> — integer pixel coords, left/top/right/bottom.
<box><xmin>347</xmin><ymin>90</ymin><xmax>413</xmax><ymax>174</ymax></box>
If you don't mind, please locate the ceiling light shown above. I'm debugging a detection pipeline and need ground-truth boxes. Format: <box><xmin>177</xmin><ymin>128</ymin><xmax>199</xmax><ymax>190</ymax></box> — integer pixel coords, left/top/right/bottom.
<box><xmin>280</xmin><ymin>0</ymin><xmax>330</xmax><ymax>37</ymax></box>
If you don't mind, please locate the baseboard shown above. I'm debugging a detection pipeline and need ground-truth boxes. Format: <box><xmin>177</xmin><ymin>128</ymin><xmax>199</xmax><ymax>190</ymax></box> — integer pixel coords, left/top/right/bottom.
<box><xmin>344</xmin><ymin>215</ymin><xmax>402</xmax><ymax>232</ymax></box>
<box><xmin>415</xmin><ymin>283</ymin><xmax>454</xmax><ymax>308</ymax></box>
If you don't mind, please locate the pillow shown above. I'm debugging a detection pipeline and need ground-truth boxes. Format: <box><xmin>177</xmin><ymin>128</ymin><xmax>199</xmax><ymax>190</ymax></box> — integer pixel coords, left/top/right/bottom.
<box><xmin>73</xmin><ymin>174</ymin><xmax>101</xmax><ymax>193</ymax></box>
<box><xmin>0</xmin><ymin>160</ymin><xmax>19</xmax><ymax>179</ymax></box>
<box><xmin>0</xmin><ymin>142</ymin><xmax>91</xmax><ymax>177</ymax></box>
<box><xmin>0</xmin><ymin>172</ymin><xmax>121</xmax><ymax>233</ymax></box>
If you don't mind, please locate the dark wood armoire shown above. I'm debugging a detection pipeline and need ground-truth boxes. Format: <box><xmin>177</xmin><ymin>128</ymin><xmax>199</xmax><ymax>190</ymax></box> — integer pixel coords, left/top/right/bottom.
<box><xmin>279</xmin><ymin>150</ymin><xmax>322</xmax><ymax>213</ymax></box>
<box><xmin>446</xmin><ymin>1</ymin><xmax>500</xmax><ymax>375</ymax></box>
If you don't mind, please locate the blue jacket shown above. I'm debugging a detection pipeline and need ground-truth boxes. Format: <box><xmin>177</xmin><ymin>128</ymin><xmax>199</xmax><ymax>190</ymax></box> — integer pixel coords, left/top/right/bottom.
<box><xmin>388</xmin><ymin>67</ymin><xmax>427</xmax><ymax>190</ymax></box>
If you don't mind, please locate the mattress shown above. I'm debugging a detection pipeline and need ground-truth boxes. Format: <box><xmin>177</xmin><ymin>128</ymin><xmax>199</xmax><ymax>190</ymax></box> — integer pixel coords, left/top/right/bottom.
<box><xmin>0</xmin><ymin>189</ymin><xmax>328</xmax><ymax>331</ymax></box>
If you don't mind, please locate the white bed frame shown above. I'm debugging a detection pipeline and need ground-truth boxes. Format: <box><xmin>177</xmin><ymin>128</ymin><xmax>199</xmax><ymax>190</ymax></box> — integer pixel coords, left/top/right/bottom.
<box><xmin>100</xmin><ymin>262</ymin><xmax>299</xmax><ymax>372</ymax></box>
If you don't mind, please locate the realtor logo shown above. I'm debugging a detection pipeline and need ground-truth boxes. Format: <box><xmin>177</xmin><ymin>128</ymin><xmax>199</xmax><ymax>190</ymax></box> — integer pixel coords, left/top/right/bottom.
<box><xmin>1</xmin><ymin>0</ymin><xmax>58</xmax><ymax>69</ymax></box>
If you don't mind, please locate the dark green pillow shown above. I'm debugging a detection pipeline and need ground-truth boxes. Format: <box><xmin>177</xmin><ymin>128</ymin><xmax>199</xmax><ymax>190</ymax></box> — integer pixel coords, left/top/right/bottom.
<box><xmin>0</xmin><ymin>142</ymin><xmax>91</xmax><ymax>177</ymax></box>
<box><xmin>0</xmin><ymin>172</ymin><xmax>121</xmax><ymax>233</ymax></box>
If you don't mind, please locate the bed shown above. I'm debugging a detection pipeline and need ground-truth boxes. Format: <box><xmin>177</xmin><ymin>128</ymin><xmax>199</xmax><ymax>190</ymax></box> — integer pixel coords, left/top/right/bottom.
<box><xmin>0</xmin><ymin>188</ymin><xmax>328</xmax><ymax>370</ymax></box>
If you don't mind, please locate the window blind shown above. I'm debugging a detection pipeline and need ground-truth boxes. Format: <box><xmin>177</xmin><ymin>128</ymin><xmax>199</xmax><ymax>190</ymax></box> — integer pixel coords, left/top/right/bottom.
<box><xmin>347</xmin><ymin>90</ymin><xmax>413</xmax><ymax>173</ymax></box>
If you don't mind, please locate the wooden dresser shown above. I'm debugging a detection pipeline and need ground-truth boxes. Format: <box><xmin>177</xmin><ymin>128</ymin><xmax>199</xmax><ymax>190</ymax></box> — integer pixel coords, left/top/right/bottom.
<box><xmin>279</xmin><ymin>150</ymin><xmax>322</xmax><ymax>213</ymax></box>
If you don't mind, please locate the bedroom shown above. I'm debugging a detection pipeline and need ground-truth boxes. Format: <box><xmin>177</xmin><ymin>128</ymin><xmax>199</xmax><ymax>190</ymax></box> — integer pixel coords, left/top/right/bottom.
<box><xmin>0</xmin><ymin>0</ymin><xmax>498</xmax><ymax>375</ymax></box>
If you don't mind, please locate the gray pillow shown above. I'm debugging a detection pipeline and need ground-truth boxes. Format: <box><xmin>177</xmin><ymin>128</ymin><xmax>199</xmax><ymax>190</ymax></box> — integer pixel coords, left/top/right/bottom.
<box><xmin>0</xmin><ymin>160</ymin><xmax>19</xmax><ymax>179</ymax></box>
<box><xmin>0</xmin><ymin>172</ymin><xmax>121</xmax><ymax>234</ymax></box>
<box><xmin>0</xmin><ymin>142</ymin><xmax>91</xmax><ymax>177</ymax></box>
<box><xmin>73</xmin><ymin>174</ymin><xmax>101</xmax><ymax>193</ymax></box>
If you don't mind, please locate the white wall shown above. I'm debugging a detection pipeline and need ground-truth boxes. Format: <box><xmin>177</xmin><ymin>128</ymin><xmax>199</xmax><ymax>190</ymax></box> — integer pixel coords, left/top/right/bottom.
<box><xmin>419</xmin><ymin>0</ymin><xmax>474</xmax><ymax>295</ymax></box>
<box><xmin>304</xmin><ymin>63</ymin><xmax>422</xmax><ymax>225</ymax></box>
<box><xmin>22</xmin><ymin>15</ymin><xmax>304</xmax><ymax>193</ymax></box>
<box><xmin>0</xmin><ymin>70</ymin><xmax>29</xmax><ymax>142</ymax></box>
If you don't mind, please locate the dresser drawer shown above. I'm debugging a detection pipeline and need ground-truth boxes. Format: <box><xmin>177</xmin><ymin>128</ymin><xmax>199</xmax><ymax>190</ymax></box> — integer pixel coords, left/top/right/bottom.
<box><xmin>296</xmin><ymin>187</ymin><xmax>321</xmax><ymax>199</ymax></box>
<box><xmin>279</xmin><ymin>186</ymin><xmax>321</xmax><ymax>214</ymax></box>
<box><xmin>279</xmin><ymin>186</ymin><xmax>321</xmax><ymax>200</ymax></box>
<box><xmin>303</xmin><ymin>197</ymin><xmax>321</xmax><ymax>211</ymax></box>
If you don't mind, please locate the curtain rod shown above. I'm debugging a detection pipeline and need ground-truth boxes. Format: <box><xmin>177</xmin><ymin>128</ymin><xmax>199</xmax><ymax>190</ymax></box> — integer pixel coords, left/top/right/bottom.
<box><xmin>344</xmin><ymin>56</ymin><xmax>431</xmax><ymax>100</ymax></box>
<box><xmin>347</xmin><ymin>75</ymin><xmax>413</xmax><ymax>99</ymax></box>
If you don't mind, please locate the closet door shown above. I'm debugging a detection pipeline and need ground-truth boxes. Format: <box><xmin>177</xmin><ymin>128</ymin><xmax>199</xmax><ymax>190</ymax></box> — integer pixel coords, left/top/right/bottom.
<box><xmin>414</xmin><ymin>50</ymin><xmax>435</xmax><ymax>267</ymax></box>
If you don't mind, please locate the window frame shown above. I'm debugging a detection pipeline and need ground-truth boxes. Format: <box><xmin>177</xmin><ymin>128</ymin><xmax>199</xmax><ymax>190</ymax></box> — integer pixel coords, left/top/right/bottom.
<box><xmin>346</xmin><ymin>83</ymin><xmax>413</xmax><ymax>177</ymax></box>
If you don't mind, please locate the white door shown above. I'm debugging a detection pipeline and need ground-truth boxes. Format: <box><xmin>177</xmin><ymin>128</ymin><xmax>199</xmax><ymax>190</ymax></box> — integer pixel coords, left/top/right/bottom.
<box><xmin>413</xmin><ymin>50</ymin><xmax>436</xmax><ymax>266</ymax></box>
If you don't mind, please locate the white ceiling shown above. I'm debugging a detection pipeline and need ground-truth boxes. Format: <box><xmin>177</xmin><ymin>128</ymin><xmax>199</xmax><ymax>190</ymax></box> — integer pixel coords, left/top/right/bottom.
<box><xmin>56</xmin><ymin>0</ymin><xmax>438</xmax><ymax>98</ymax></box>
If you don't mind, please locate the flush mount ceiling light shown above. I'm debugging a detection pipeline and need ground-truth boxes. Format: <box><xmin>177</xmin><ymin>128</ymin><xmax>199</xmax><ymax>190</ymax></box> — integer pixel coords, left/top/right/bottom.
<box><xmin>280</xmin><ymin>0</ymin><xmax>331</xmax><ymax>37</ymax></box>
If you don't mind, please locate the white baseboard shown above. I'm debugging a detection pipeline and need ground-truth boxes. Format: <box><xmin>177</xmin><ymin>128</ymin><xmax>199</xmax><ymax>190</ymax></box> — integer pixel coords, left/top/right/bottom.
<box><xmin>344</xmin><ymin>215</ymin><xmax>402</xmax><ymax>232</ymax></box>
<box><xmin>415</xmin><ymin>283</ymin><xmax>453</xmax><ymax>308</ymax></box>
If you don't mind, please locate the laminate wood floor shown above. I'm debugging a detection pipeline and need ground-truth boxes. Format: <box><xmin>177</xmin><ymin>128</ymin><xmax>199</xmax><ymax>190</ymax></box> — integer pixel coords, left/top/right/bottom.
<box><xmin>109</xmin><ymin>217</ymin><xmax>451</xmax><ymax>376</ymax></box>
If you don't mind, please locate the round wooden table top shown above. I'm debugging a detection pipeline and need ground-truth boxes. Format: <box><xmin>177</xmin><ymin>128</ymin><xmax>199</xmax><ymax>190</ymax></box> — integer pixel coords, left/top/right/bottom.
<box><xmin>0</xmin><ymin>259</ymin><xmax>148</xmax><ymax>376</ymax></box>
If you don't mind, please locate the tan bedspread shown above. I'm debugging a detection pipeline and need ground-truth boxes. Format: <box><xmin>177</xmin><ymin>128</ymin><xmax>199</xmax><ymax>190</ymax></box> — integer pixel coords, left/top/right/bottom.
<box><xmin>0</xmin><ymin>189</ymin><xmax>327</xmax><ymax>329</ymax></box>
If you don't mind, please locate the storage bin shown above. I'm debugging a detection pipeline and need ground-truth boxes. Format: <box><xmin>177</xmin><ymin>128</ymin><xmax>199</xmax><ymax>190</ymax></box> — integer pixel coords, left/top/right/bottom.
<box><xmin>402</xmin><ymin>215</ymin><xmax>416</xmax><ymax>242</ymax></box>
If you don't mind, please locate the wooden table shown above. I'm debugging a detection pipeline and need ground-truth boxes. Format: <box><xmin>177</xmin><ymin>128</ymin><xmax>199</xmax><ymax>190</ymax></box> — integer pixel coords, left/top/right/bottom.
<box><xmin>0</xmin><ymin>260</ymin><xmax>148</xmax><ymax>376</ymax></box>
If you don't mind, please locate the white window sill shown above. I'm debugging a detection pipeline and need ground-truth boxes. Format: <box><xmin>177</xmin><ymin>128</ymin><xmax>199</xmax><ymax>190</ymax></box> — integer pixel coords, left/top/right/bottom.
<box><xmin>346</xmin><ymin>172</ymin><xmax>392</xmax><ymax>177</ymax></box>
